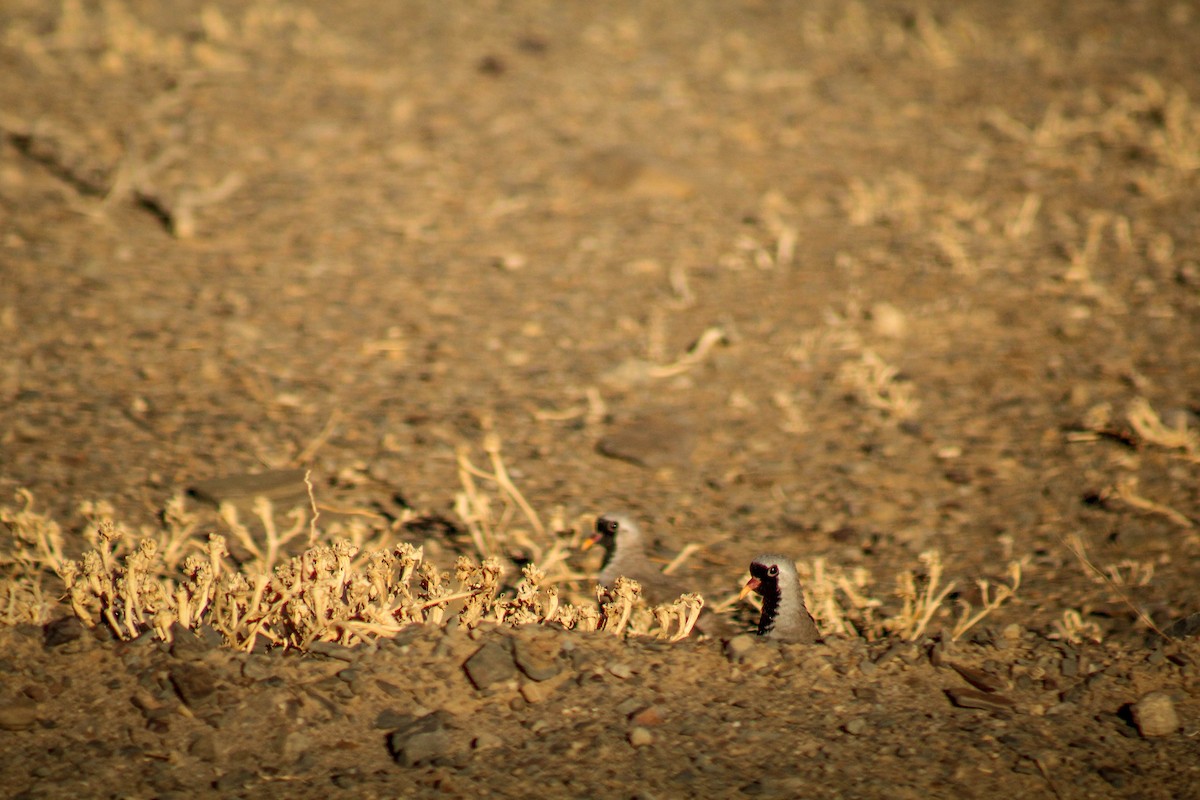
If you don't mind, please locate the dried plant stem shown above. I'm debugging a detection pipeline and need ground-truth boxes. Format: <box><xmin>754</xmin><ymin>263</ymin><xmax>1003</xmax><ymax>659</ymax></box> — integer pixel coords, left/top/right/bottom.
<box><xmin>1064</xmin><ymin>533</ymin><xmax>1170</xmax><ymax>639</ymax></box>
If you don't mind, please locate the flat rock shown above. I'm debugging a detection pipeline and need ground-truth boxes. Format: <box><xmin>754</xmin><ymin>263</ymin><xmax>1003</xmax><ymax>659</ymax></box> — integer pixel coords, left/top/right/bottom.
<box><xmin>463</xmin><ymin>641</ymin><xmax>517</xmax><ymax>690</ymax></box>
<box><xmin>949</xmin><ymin>662</ymin><xmax>1009</xmax><ymax>693</ymax></box>
<box><xmin>1131</xmin><ymin>692</ymin><xmax>1179</xmax><ymax>738</ymax></box>
<box><xmin>946</xmin><ymin>687</ymin><xmax>1015</xmax><ymax>713</ymax></box>
<box><xmin>187</xmin><ymin>468</ymin><xmax>310</xmax><ymax>508</ymax></box>
<box><xmin>0</xmin><ymin>700</ymin><xmax>39</xmax><ymax>731</ymax></box>
<box><xmin>387</xmin><ymin>711</ymin><xmax>457</xmax><ymax>767</ymax></box>
<box><xmin>512</xmin><ymin>633</ymin><xmax>562</xmax><ymax>681</ymax></box>
<box><xmin>43</xmin><ymin>616</ymin><xmax>83</xmax><ymax>647</ymax></box>
<box><xmin>725</xmin><ymin>634</ymin><xmax>757</xmax><ymax>663</ymax></box>
<box><xmin>169</xmin><ymin>663</ymin><xmax>218</xmax><ymax>708</ymax></box>
<box><xmin>596</xmin><ymin>412</ymin><xmax>695</xmax><ymax>469</ymax></box>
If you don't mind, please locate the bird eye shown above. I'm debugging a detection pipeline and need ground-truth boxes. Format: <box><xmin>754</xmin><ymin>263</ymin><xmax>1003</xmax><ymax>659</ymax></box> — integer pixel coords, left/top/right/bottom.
<box><xmin>767</xmin><ymin>565</ymin><xmax>778</xmax><ymax>577</ymax></box>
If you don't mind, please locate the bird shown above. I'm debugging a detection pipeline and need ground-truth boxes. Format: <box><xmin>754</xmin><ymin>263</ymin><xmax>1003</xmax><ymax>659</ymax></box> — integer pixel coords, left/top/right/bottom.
<box><xmin>582</xmin><ymin>512</ymin><xmax>739</xmax><ymax>638</ymax></box>
<box><xmin>738</xmin><ymin>554</ymin><xmax>820</xmax><ymax>643</ymax></box>
<box><xmin>582</xmin><ymin>512</ymin><xmax>688</xmax><ymax>606</ymax></box>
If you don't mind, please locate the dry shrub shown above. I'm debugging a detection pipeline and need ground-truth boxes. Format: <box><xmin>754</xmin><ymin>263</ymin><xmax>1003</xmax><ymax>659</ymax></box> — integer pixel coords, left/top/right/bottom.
<box><xmin>0</xmin><ymin>436</ymin><xmax>704</xmax><ymax>649</ymax></box>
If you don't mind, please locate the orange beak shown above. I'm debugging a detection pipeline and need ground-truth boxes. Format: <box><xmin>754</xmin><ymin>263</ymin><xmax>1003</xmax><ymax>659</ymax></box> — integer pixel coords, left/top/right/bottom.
<box><xmin>738</xmin><ymin>576</ymin><xmax>761</xmax><ymax>601</ymax></box>
<box><xmin>581</xmin><ymin>532</ymin><xmax>603</xmax><ymax>552</ymax></box>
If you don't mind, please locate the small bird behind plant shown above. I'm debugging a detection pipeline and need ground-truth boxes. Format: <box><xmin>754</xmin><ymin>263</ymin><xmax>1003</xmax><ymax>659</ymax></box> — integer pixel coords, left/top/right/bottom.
<box><xmin>583</xmin><ymin>512</ymin><xmax>740</xmax><ymax>639</ymax></box>
<box><xmin>583</xmin><ymin>512</ymin><xmax>687</xmax><ymax>605</ymax></box>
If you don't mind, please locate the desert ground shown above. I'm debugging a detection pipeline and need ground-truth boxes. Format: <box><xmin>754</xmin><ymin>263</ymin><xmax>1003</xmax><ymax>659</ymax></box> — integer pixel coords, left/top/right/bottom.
<box><xmin>1</xmin><ymin>1</ymin><xmax>1199</xmax><ymax>797</ymax></box>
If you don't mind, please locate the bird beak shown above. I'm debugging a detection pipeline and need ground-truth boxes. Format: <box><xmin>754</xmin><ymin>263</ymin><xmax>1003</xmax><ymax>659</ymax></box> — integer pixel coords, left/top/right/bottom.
<box><xmin>738</xmin><ymin>576</ymin><xmax>761</xmax><ymax>601</ymax></box>
<box><xmin>581</xmin><ymin>532</ymin><xmax>602</xmax><ymax>552</ymax></box>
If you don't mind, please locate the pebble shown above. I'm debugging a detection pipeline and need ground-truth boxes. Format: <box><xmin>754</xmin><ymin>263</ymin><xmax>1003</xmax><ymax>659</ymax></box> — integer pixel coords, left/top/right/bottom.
<box><xmin>0</xmin><ymin>701</ymin><xmax>38</xmax><ymax>731</ymax></box>
<box><xmin>615</xmin><ymin>698</ymin><xmax>644</xmax><ymax>716</ymax></box>
<box><xmin>1131</xmin><ymin>692</ymin><xmax>1179</xmax><ymax>738</ymax></box>
<box><xmin>630</xmin><ymin>706</ymin><xmax>665</xmax><ymax>727</ymax></box>
<box><xmin>629</xmin><ymin>726</ymin><xmax>654</xmax><ymax>747</ymax></box>
<box><xmin>949</xmin><ymin>663</ymin><xmax>1008</xmax><ymax>694</ymax></box>
<box><xmin>169</xmin><ymin>663</ymin><xmax>217</xmax><ymax>708</ymax></box>
<box><xmin>188</xmin><ymin>732</ymin><xmax>218</xmax><ymax>761</ymax></box>
<box><xmin>725</xmin><ymin>635</ymin><xmax>756</xmax><ymax>663</ymax></box>
<box><xmin>472</xmin><ymin>732</ymin><xmax>503</xmax><ymax>751</ymax></box>
<box><xmin>945</xmin><ymin>687</ymin><xmax>1015</xmax><ymax>713</ymax></box>
<box><xmin>595</xmin><ymin>412</ymin><xmax>695</xmax><ymax>468</ymax></box>
<box><xmin>606</xmin><ymin>662</ymin><xmax>634</xmax><ymax>680</ymax></box>
<box><xmin>187</xmin><ymin>468</ymin><xmax>309</xmax><ymax>508</ymax></box>
<box><xmin>373</xmin><ymin>709</ymin><xmax>412</xmax><ymax>730</ymax></box>
<box><xmin>387</xmin><ymin>711</ymin><xmax>456</xmax><ymax>767</ymax></box>
<box><xmin>844</xmin><ymin>718</ymin><xmax>868</xmax><ymax>736</ymax></box>
<box><xmin>512</xmin><ymin>634</ymin><xmax>562</xmax><ymax>681</ymax></box>
<box><xmin>43</xmin><ymin>616</ymin><xmax>83</xmax><ymax>648</ymax></box>
<box><xmin>168</xmin><ymin>626</ymin><xmax>211</xmax><ymax>662</ymax></box>
<box><xmin>307</xmin><ymin>641</ymin><xmax>356</xmax><ymax>662</ymax></box>
<box><xmin>463</xmin><ymin>642</ymin><xmax>518</xmax><ymax>690</ymax></box>
<box><xmin>519</xmin><ymin>679</ymin><xmax>556</xmax><ymax>704</ymax></box>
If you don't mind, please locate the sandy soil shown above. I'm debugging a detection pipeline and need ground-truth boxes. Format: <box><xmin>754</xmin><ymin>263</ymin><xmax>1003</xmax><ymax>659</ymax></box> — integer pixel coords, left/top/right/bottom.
<box><xmin>2</xmin><ymin>1</ymin><xmax>1199</xmax><ymax>797</ymax></box>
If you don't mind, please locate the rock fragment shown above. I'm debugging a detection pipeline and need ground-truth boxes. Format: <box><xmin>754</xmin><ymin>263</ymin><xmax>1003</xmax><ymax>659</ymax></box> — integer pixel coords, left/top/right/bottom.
<box><xmin>387</xmin><ymin>711</ymin><xmax>456</xmax><ymax>767</ymax></box>
<box><xmin>596</xmin><ymin>413</ymin><xmax>695</xmax><ymax>469</ymax></box>
<box><xmin>0</xmin><ymin>700</ymin><xmax>38</xmax><ymax>731</ymax></box>
<box><xmin>1131</xmin><ymin>692</ymin><xmax>1179</xmax><ymax>738</ymax></box>
<box><xmin>43</xmin><ymin>616</ymin><xmax>84</xmax><ymax>648</ymax></box>
<box><xmin>463</xmin><ymin>642</ymin><xmax>517</xmax><ymax>690</ymax></box>
<box><xmin>946</xmin><ymin>687</ymin><xmax>1015</xmax><ymax>713</ymax></box>
<box><xmin>725</xmin><ymin>634</ymin><xmax>756</xmax><ymax>663</ymax></box>
<box><xmin>629</xmin><ymin>726</ymin><xmax>654</xmax><ymax>747</ymax></box>
<box><xmin>949</xmin><ymin>662</ymin><xmax>1008</xmax><ymax>694</ymax></box>
<box><xmin>512</xmin><ymin>634</ymin><xmax>562</xmax><ymax>681</ymax></box>
<box><xmin>169</xmin><ymin>663</ymin><xmax>217</xmax><ymax>708</ymax></box>
<box><xmin>187</xmin><ymin>468</ymin><xmax>309</xmax><ymax>507</ymax></box>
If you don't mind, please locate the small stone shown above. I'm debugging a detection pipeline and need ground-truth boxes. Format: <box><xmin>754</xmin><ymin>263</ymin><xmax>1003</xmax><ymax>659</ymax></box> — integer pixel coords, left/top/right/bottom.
<box><xmin>0</xmin><ymin>700</ymin><xmax>39</xmax><ymax>731</ymax></box>
<box><xmin>188</xmin><ymin>732</ymin><xmax>218</xmax><ymax>762</ymax></box>
<box><xmin>630</xmin><ymin>706</ymin><xmax>665</xmax><ymax>727</ymax></box>
<box><xmin>168</xmin><ymin>626</ymin><xmax>210</xmax><ymax>661</ymax></box>
<box><xmin>606</xmin><ymin>662</ymin><xmax>634</xmax><ymax>680</ymax></box>
<box><xmin>472</xmin><ymin>732</ymin><xmax>502</xmax><ymax>751</ymax></box>
<box><xmin>280</xmin><ymin>730</ymin><xmax>311</xmax><ymax>760</ymax></box>
<box><xmin>520</xmin><ymin>680</ymin><xmax>554</xmax><ymax>704</ymax></box>
<box><xmin>946</xmin><ymin>687</ymin><xmax>1015</xmax><ymax>713</ymax></box>
<box><xmin>373</xmin><ymin>709</ymin><xmax>411</xmax><ymax>730</ymax></box>
<box><xmin>870</xmin><ymin>302</ymin><xmax>907</xmax><ymax>339</ymax></box>
<box><xmin>615</xmin><ymin>698</ymin><xmax>644</xmax><ymax>716</ymax></box>
<box><xmin>1131</xmin><ymin>692</ymin><xmax>1179</xmax><ymax>738</ymax></box>
<box><xmin>188</xmin><ymin>468</ymin><xmax>309</xmax><ymax>508</ymax></box>
<box><xmin>387</xmin><ymin>711</ymin><xmax>456</xmax><ymax>767</ymax></box>
<box><xmin>43</xmin><ymin>616</ymin><xmax>84</xmax><ymax>647</ymax></box>
<box><xmin>844</xmin><ymin>718</ymin><xmax>868</xmax><ymax>736</ymax></box>
<box><xmin>629</xmin><ymin>726</ymin><xmax>654</xmax><ymax>747</ymax></box>
<box><xmin>950</xmin><ymin>663</ymin><xmax>1008</xmax><ymax>694</ymax></box>
<box><xmin>596</xmin><ymin>412</ymin><xmax>695</xmax><ymax>468</ymax></box>
<box><xmin>725</xmin><ymin>635</ymin><xmax>756</xmax><ymax>663</ymax></box>
<box><xmin>852</xmin><ymin>687</ymin><xmax>878</xmax><ymax>703</ymax></box>
<box><xmin>307</xmin><ymin>641</ymin><xmax>356</xmax><ymax>662</ymax></box>
<box><xmin>169</xmin><ymin>663</ymin><xmax>217</xmax><ymax>708</ymax></box>
<box><xmin>512</xmin><ymin>635</ymin><xmax>562</xmax><ymax>681</ymax></box>
<box><xmin>463</xmin><ymin>642</ymin><xmax>518</xmax><ymax>690</ymax></box>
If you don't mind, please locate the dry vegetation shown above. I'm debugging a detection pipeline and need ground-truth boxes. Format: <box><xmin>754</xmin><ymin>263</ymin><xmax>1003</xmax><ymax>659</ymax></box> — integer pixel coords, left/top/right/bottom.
<box><xmin>1</xmin><ymin>1</ymin><xmax>1199</xmax><ymax>795</ymax></box>
<box><xmin>2</xmin><ymin>435</ymin><xmax>1030</xmax><ymax>653</ymax></box>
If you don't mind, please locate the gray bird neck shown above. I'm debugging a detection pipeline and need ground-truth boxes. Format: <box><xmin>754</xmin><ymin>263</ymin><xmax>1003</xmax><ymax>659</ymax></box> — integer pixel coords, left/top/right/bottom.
<box><xmin>759</xmin><ymin>578</ymin><xmax>803</xmax><ymax>636</ymax></box>
<box><xmin>599</xmin><ymin>535</ymin><xmax>647</xmax><ymax>584</ymax></box>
